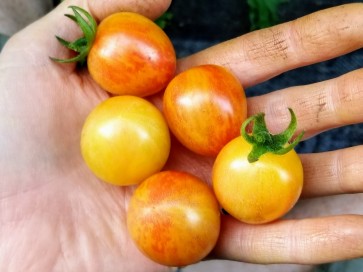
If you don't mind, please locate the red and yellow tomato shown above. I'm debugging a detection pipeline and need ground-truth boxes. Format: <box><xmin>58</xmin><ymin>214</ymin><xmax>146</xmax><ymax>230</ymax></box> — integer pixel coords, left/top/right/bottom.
<box><xmin>127</xmin><ymin>170</ymin><xmax>221</xmax><ymax>266</ymax></box>
<box><xmin>88</xmin><ymin>12</ymin><xmax>176</xmax><ymax>97</ymax></box>
<box><xmin>163</xmin><ymin>64</ymin><xmax>247</xmax><ymax>156</ymax></box>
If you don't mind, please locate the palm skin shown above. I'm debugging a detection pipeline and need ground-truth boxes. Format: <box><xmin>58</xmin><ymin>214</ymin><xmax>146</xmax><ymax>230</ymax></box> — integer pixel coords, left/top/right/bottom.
<box><xmin>1</xmin><ymin>1</ymin><xmax>363</xmax><ymax>272</ymax></box>
<box><xmin>0</xmin><ymin>1</ymin><xmax>174</xmax><ymax>271</ymax></box>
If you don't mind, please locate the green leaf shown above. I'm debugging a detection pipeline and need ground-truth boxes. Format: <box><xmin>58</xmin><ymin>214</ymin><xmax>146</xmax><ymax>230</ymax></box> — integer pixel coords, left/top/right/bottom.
<box><xmin>247</xmin><ymin>0</ymin><xmax>288</xmax><ymax>30</ymax></box>
<box><xmin>155</xmin><ymin>11</ymin><xmax>173</xmax><ymax>29</ymax></box>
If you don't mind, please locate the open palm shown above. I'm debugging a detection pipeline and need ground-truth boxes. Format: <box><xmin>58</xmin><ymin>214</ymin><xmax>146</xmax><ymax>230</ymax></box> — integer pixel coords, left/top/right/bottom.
<box><xmin>0</xmin><ymin>0</ymin><xmax>177</xmax><ymax>271</ymax></box>
<box><xmin>1</xmin><ymin>1</ymin><xmax>363</xmax><ymax>272</ymax></box>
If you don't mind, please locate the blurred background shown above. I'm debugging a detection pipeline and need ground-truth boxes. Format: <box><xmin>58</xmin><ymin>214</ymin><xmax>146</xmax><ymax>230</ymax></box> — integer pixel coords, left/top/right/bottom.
<box><xmin>1</xmin><ymin>0</ymin><xmax>363</xmax><ymax>271</ymax></box>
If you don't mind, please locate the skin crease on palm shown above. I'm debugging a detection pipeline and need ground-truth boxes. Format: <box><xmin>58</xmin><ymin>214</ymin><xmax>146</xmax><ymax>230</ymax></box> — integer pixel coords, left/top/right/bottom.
<box><xmin>0</xmin><ymin>0</ymin><xmax>363</xmax><ymax>271</ymax></box>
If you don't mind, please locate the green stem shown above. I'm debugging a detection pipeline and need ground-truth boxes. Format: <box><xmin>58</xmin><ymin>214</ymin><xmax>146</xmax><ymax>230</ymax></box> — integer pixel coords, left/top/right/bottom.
<box><xmin>241</xmin><ymin>108</ymin><xmax>304</xmax><ymax>163</ymax></box>
<box><xmin>50</xmin><ymin>6</ymin><xmax>97</xmax><ymax>65</ymax></box>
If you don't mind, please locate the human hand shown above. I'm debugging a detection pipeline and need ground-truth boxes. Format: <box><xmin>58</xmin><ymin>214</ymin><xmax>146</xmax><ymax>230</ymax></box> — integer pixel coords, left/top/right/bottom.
<box><xmin>0</xmin><ymin>1</ymin><xmax>174</xmax><ymax>271</ymax></box>
<box><xmin>0</xmin><ymin>1</ymin><xmax>363</xmax><ymax>272</ymax></box>
<box><xmin>177</xmin><ymin>2</ymin><xmax>363</xmax><ymax>267</ymax></box>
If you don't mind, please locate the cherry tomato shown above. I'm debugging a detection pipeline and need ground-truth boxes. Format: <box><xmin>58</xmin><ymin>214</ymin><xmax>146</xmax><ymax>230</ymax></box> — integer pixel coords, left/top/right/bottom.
<box><xmin>212</xmin><ymin>136</ymin><xmax>303</xmax><ymax>225</ymax></box>
<box><xmin>88</xmin><ymin>12</ymin><xmax>176</xmax><ymax>97</ymax></box>
<box><xmin>163</xmin><ymin>64</ymin><xmax>247</xmax><ymax>156</ymax></box>
<box><xmin>80</xmin><ymin>96</ymin><xmax>170</xmax><ymax>186</ymax></box>
<box><xmin>212</xmin><ymin>109</ymin><xmax>304</xmax><ymax>224</ymax></box>
<box><xmin>127</xmin><ymin>171</ymin><xmax>221</xmax><ymax>266</ymax></box>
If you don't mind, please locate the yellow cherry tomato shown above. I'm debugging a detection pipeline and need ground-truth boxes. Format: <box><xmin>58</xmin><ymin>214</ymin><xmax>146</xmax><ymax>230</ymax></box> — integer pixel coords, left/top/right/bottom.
<box><xmin>212</xmin><ymin>136</ymin><xmax>303</xmax><ymax>224</ymax></box>
<box><xmin>213</xmin><ymin>109</ymin><xmax>304</xmax><ymax>224</ymax></box>
<box><xmin>81</xmin><ymin>96</ymin><xmax>170</xmax><ymax>186</ymax></box>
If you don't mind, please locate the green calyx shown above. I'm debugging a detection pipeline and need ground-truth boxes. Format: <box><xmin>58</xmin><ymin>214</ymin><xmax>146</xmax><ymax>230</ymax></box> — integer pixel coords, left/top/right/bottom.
<box><xmin>50</xmin><ymin>6</ymin><xmax>97</xmax><ymax>65</ymax></box>
<box><xmin>241</xmin><ymin>108</ymin><xmax>304</xmax><ymax>163</ymax></box>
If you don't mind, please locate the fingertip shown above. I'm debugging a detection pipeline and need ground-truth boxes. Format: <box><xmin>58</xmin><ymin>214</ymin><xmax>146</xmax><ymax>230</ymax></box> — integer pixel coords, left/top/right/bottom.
<box><xmin>86</xmin><ymin>0</ymin><xmax>172</xmax><ymax>22</ymax></box>
<box><xmin>52</xmin><ymin>0</ymin><xmax>172</xmax><ymax>24</ymax></box>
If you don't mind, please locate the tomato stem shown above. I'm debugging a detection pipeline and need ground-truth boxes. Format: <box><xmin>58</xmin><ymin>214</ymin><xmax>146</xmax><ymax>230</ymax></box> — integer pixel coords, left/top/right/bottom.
<box><xmin>50</xmin><ymin>6</ymin><xmax>97</xmax><ymax>65</ymax></box>
<box><xmin>241</xmin><ymin>108</ymin><xmax>304</xmax><ymax>163</ymax></box>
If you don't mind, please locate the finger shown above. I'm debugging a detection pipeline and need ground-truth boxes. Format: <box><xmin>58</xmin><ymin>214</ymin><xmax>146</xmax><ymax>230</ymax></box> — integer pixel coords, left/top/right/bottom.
<box><xmin>178</xmin><ymin>3</ymin><xmax>363</xmax><ymax>88</ymax></box>
<box><xmin>73</xmin><ymin>0</ymin><xmax>171</xmax><ymax>22</ymax></box>
<box><xmin>247</xmin><ymin>68</ymin><xmax>363</xmax><ymax>137</ymax></box>
<box><xmin>300</xmin><ymin>146</ymin><xmax>363</xmax><ymax>198</ymax></box>
<box><xmin>213</xmin><ymin>215</ymin><xmax>363</xmax><ymax>264</ymax></box>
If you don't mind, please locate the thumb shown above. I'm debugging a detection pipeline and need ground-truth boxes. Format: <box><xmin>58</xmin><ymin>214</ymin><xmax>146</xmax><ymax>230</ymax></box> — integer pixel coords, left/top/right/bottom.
<box><xmin>85</xmin><ymin>0</ymin><xmax>172</xmax><ymax>22</ymax></box>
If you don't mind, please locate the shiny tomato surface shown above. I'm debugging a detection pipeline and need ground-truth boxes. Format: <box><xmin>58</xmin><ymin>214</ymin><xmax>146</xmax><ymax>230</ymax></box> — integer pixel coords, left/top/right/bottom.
<box><xmin>212</xmin><ymin>136</ymin><xmax>303</xmax><ymax>224</ymax></box>
<box><xmin>88</xmin><ymin>12</ymin><xmax>176</xmax><ymax>97</ymax></box>
<box><xmin>81</xmin><ymin>96</ymin><xmax>170</xmax><ymax>186</ymax></box>
<box><xmin>127</xmin><ymin>171</ymin><xmax>221</xmax><ymax>266</ymax></box>
<box><xmin>163</xmin><ymin>64</ymin><xmax>247</xmax><ymax>156</ymax></box>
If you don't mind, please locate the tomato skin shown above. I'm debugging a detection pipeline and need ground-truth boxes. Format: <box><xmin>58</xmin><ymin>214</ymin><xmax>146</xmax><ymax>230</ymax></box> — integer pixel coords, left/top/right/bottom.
<box><xmin>163</xmin><ymin>64</ymin><xmax>247</xmax><ymax>156</ymax></box>
<box><xmin>127</xmin><ymin>171</ymin><xmax>221</xmax><ymax>266</ymax></box>
<box><xmin>212</xmin><ymin>136</ymin><xmax>303</xmax><ymax>224</ymax></box>
<box><xmin>80</xmin><ymin>96</ymin><xmax>170</xmax><ymax>186</ymax></box>
<box><xmin>88</xmin><ymin>12</ymin><xmax>176</xmax><ymax>97</ymax></box>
